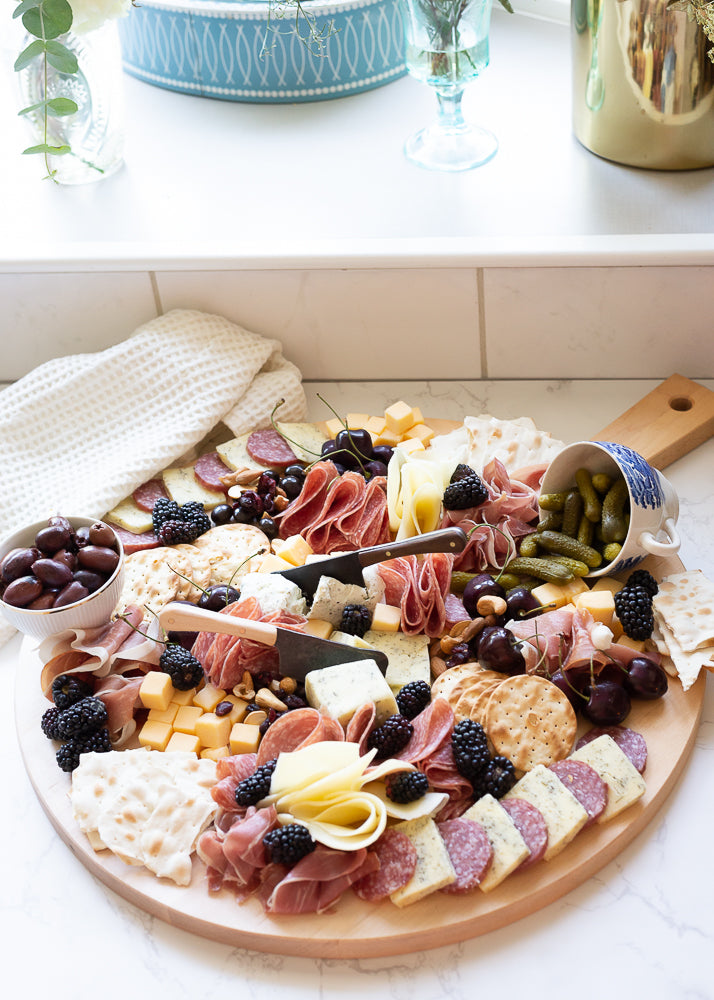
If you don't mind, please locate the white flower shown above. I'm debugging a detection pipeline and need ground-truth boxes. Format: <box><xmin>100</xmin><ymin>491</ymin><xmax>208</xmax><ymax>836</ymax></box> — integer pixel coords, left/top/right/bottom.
<box><xmin>69</xmin><ymin>0</ymin><xmax>133</xmax><ymax>34</ymax></box>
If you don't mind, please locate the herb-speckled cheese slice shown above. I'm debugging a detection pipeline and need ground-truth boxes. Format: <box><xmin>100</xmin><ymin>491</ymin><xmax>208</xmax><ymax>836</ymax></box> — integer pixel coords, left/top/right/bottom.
<box><xmin>569</xmin><ymin>735</ymin><xmax>646</xmax><ymax>822</ymax></box>
<box><xmin>504</xmin><ymin>764</ymin><xmax>588</xmax><ymax>860</ymax></box>
<box><xmin>215</xmin><ymin>433</ymin><xmax>256</xmax><ymax>471</ymax></box>
<box><xmin>275</xmin><ymin>422</ymin><xmax>329</xmax><ymax>463</ymax></box>
<box><xmin>105</xmin><ymin>496</ymin><xmax>154</xmax><ymax>533</ymax></box>
<box><xmin>305</xmin><ymin>659</ymin><xmax>398</xmax><ymax>726</ymax></box>
<box><xmin>389</xmin><ymin>816</ymin><xmax>456</xmax><ymax>906</ymax></box>
<box><xmin>307</xmin><ymin>575</ymin><xmax>379</xmax><ymax>627</ymax></box>
<box><xmin>463</xmin><ymin>794</ymin><xmax>529</xmax><ymax>892</ymax></box>
<box><xmin>362</xmin><ymin>630</ymin><xmax>431</xmax><ymax>693</ymax></box>
<box><xmin>162</xmin><ymin>467</ymin><xmax>225</xmax><ymax>509</ymax></box>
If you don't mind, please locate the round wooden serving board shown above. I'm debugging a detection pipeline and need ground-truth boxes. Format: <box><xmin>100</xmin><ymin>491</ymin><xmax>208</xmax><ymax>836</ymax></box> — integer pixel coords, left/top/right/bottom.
<box><xmin>12</xmin><ymin>414</ymin><xmax>708</xmax><ymax>958</ymax></box>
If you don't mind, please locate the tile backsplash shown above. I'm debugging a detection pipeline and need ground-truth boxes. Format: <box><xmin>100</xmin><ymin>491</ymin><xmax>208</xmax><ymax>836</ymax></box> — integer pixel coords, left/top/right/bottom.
<box><xmin>2</xmin><ymin>266</ymin><xmax>712</xmax><ymax>381</ymax></box>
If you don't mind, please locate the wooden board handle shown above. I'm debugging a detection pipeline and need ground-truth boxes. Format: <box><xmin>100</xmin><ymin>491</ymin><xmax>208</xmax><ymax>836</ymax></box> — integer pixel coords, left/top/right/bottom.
<box><xmin>594</xmin><ymin>374</ymin><xmax>714</xmax><ymax>470</ymax></box>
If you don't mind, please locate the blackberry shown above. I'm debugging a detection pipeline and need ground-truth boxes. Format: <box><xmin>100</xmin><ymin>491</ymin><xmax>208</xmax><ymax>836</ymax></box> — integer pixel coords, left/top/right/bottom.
<box><xmin>263</xmin><ymin>823</ymin><xmax>316</xmax><ymax>866</ymax></box>
<box><xmin>367</xmin><ymin>715</ymin><xmax>414</xmax><ymax>757</ymax></box>
<box><xmin>235</xmin><ymin>759</ymin><xmax>278</xmax><ymax>807</ymax></box>
<box><xmin>450</xmin><ymin>464</ymin><xmax>478</xmax><ymax>484</ymax></box>
<box><xmin>159</xmin><ymin>645</ymin><xmax>204</xmax><ymax>690</ymax></box>
<box><xmin>152</xmin><ymin>497</ymin><xmax>181</xmax><ymax>532</ymax></box>
<box><xmin>385</xmin><ymin>770</ymin><xmax>429</xmax><ymax>804</ymax></box>
<box><xmin>396</xmin><ymin>680</ymin><xmax>432</xmax><ymax>720</ymax></box>
<box><xmin>56</xmin><ymin>727</ymin><xmax>112</xmax><ymax>772</ymax></box>
<box><xmin>51</xmin><ymin>674</ymin><xmax>93</xmax><ymax>711</ymax></box>
<box><xmin>339</xmin><ymin>603</ymin><xmax>372</xmax><ymax>637</ymax></box>
<box><xmin>157</xmin><ymin>519</ymin><xmax>199</xmax><ymax>545</ymax></box>
<box><xmin>56</xmin><ymin>696</ymin><xmax>108</xmax><ymax>740</ymax></box>
<box><xmin>626</xmin><ymin>569</ymin><xmax>659</xmax><ymax>598</ymax></box>
<box><xmin>180</xmin><ymin>501</ymin><xmax>212</xmax><ymax>539</ymax></box>
<box><xmin>40</xmin><ymin>706</ymin><xmax>62</xmax><ymax>741</ymax></box>
<box><xmin>451</xmin><ymin>719</ymin><xmax>490</xmax><ymax>784</ymax></box>
<box><xmin>615</xmin><ymin>585</ymin><xmax>654</xmax><ymax>641</ymax></box>
<box><xmin>479</xmin><ymin>755</ymin><xmax>517</xmax><ymax>799</ymax></box>
<box><xmin>442</xmin><ymin>474</ymin><xmax>489</xmax><ymax>511</ymax></box>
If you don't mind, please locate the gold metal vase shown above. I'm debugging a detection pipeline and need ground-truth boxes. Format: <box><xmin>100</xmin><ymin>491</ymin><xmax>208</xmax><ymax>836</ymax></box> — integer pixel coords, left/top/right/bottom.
<box><xmin>572</xmin><ymin>0</ymin><xmax>714</xmax><ymax>169</ymax></box>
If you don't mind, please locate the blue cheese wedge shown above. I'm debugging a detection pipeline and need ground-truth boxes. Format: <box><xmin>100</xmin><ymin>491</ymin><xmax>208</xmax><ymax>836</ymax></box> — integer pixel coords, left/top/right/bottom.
<box><xmin>307</xmin><ymin>575</ymin><xmax>379</xmax><ymax>627</ymax></box>
<box><xmin>504</xmin><ymin>764</ymin><xmax>588</xmax><ymax>860</ymax></box>
<box><xmin>389</xmin><ymin>816</ymin><xmax>456</xmax><ymax>906</ymax></box>
<box><xmin>162</xmin><ymin>467</ymin><xmax>224</xmax><ymax>509</ymax></box>
<box><xmin>305</xmin><ymin>659</ymin><xmax>398</xmax><ymax>726</ymax></box>
<box><xmin>463</xmin><ymin>794</ymin><xmax>529</xmax><ymax>892</ymax></box>
<box><xmin>570</xmin><ymin>735</ymin><xmax>646</xmax><ymax>822</ymax></box>
<box><xmin>237</xmin><ymin>574</ymin><xmax>307</xmax><ymax>616</ymax></box>
<box><xmin>362</xmin><ymin>630</ymin><xmax>431</xmax><ymax>693</ymax></box>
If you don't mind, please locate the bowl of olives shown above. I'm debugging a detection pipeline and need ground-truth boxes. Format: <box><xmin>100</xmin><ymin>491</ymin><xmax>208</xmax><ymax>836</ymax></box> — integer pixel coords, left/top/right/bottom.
<box><xmin>0</xmin><ymin>515</ymin><xmax>125</xmax><ymax>639</ymax></box>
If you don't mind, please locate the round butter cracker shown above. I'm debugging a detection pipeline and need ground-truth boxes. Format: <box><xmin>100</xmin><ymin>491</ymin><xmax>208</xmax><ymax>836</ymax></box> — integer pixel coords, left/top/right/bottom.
<box><xmin>485</xmin><ymin>673</ymin><xmax>577</xmax><ymax>771</ymax></box>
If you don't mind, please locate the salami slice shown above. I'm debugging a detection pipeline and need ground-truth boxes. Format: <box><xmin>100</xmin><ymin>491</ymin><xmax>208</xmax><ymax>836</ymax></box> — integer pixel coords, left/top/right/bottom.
<box><xmin>575</xmin><ymin>726</ymin><xmax>648</xmax><ymax>774</ymax></box>
<box><xmin>353</xmin><ymin>829</ymin><xmax>417</xmax><ymax>901</ymax></box>
<box><xmin>108</xmin><ymin>525</ymin><xmax>160</xmax><ymax>554</ymax></box>
<box><xmin>549</xmin><ymin>759</ymin><xmax>608</xmax><ymax>826</ymax></box>
<box><xmin>501</xmin><ymin>797</ymin><xmax>548</xmax><ymax>869</ymax></box>
<box><xmin>438</xmin><ymin>817</ymin><xmax>493</xmax><ymax>894</ymax></box>
<box><xmin>194</xmin><ymin>451</ymin><xmax>232</xmax><ymax>492</ymax></box>
<box><xmin>132</xmin><ymin>479</ymin><xmax>169</xmax><ymax>512</ymax></box>
<box><xmin>246</xmin><ymin>428</ymin><xmax>298</xmax><ymax>469</ymax></box>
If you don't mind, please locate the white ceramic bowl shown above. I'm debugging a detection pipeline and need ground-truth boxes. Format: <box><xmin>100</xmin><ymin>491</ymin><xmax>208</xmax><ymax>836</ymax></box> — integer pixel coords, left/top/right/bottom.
<box><xmin>0</xmin><ymin>516</ymin><xmax>125</xmax><ymax>640</ymax></box>
<box><xmin>539</xmin><ymin>440</ymin><xmax>681</xmax><ymax>578</ymax></box>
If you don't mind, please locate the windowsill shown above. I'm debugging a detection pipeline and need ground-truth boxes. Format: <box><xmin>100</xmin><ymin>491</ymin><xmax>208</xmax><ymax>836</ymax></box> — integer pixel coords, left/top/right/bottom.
<box><xmin>3</xmin><ymin>8</ymin><xmax>714</xmax><ymax>269</ymax></box>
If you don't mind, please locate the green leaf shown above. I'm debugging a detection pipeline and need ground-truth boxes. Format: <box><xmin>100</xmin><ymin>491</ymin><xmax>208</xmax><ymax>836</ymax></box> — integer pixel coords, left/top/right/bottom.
<box><xmin>46</xmin><ymin>96</ymin><xmax>78</xmax><ymax>116</ymax></box>
<box><xmin>496</xmin><ymin>0</ymin><xmax>514</xmax><ymax>11</ymax></box>
<box><xmin>22</xmin><ymin>142</ymin><xmax>71</xmax><ymax>155</ymax></box>
<box><xmin>23</xmin><ymin>0</ymin><xmax>73</xmax><ymax>40</ymax></box>
<box><xmin>45</xmin><ymin>39</ymin><xmax>78</xmax><ymax>73</ymax></box>
<box><xmin>13</xmin><ymin>38</ymin><xmax>46</xmax><ymax>70</ymax></box>
<box><xmin>13</xmin><ymin>0</ymin><xmax>42</xmax><ymax>20</ymax></box>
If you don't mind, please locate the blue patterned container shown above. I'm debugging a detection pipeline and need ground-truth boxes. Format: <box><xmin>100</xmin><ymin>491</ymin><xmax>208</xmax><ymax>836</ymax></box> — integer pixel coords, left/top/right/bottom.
<box><xmin>118</xmin><ymin>0</ymin><xmax>407</xmax><ymax>103</ymax></box>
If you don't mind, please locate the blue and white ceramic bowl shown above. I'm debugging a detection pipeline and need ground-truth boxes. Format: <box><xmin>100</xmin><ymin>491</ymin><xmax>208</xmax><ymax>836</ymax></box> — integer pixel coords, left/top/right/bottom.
<box><xmin>118</xmin><ymin>0</ymin><xmax>407</xmax><ymax>103</ymax></box>
<box><xmin>540</xmin><ymin>441</ymin><xmax>681</xmax><ymax>578</ymax></box>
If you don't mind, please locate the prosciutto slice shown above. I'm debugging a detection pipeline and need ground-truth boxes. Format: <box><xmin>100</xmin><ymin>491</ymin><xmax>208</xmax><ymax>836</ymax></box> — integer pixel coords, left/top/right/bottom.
<box><xmin>93</xmin><ymin>674</ymin><xmax>144</xmax><ymax>745</ymax></box>
<box><xmin>211</xmin><ymin>753</ymin><xmax>259</xmax><ymax>814</ymax></box>
<box><xmin>508</xmin><ymin>604</ymin><xmax>577</xmax><ymax>676</ymax></box>
<box><xmin>197</xmin><ymin>805</ymin><xmax>279</xmax><ymax>892</ymax></box>
<box><xmin>264</xmin><ymin>844</ymin><xmax>379</xmax><ymax>914</ymax></box>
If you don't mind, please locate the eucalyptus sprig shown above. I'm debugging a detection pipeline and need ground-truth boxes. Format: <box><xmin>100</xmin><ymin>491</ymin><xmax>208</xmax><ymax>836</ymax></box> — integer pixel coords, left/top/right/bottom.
<box><xmin>13</xmin><ymin>0</ymin><xmax>79</xmax><ymax>181</ymax></box>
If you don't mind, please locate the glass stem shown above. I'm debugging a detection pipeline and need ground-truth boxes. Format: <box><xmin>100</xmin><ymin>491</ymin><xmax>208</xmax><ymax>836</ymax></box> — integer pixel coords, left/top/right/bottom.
<box><xmin>436</xmin><ymin>89</ymin><xmax>466</xmax><ymax>131</ymax></box>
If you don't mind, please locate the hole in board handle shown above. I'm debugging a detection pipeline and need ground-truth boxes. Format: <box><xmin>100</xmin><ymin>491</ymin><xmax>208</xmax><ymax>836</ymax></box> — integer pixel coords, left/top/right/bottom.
<box><xmin>668</xmin><ymin>395</ymin><xmax>693</xmax><ymax>413</ymax></box>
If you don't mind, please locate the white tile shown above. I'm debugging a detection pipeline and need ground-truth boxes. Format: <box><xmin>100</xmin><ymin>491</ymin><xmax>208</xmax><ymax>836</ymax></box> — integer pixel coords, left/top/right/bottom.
<box><xmin>483</xmin><ymin>267</ymin><xmax>714</xmax><ymax>379</ymax></box>
<box><xmin>154</xmin><ymin>269</ymin><xmax>481</xmax><ymax>380</ymax></box>
<box><xmin>0</xmin><ymin>273</ymin><xmax>158</xmax><ymax>380</ymax></box>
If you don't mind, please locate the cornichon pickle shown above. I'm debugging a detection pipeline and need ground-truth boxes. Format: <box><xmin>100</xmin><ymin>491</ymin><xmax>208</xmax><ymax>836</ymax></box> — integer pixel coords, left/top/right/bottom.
<box><xmin>601</xmin><ymin>478</ymin><xmax>630</xmax><ymax>543</ymax></box>
<box><xmin>575</xmin><ymin>468</ymin><xmax>602</xmax><ymax>523</ymax></box>
<box><xmin>603</xmin><ymin>542</ymin><xmax>623</xmax><ymax>562</ymax></box>
<box><xmin>537</xmin><ymin>509</ymin><xmax>562</xmax><ymax>532</ymax></box>
<box><xmin>498</xmin><ymin>573</ymin><xmax>523</xmax><ymax>591</ymax></box>
<box><xmin>561</xmin><ymin>490</ymin><xmax>584</xmax><ymax>537</ymax></box>
<box><xmin>533</xmin><ymin>529</ymin><xmax>603</xmax><ymax>568</ymax></box>
<box><xmin>538</xmin><ymin>492</ymin><xmax>569</xmax><ymax>511</ymax></box>
<box><xmin>505</xmin><ymin>557</ymin><xmax>573</xmax><ymax>582</ymax></box>
<box><xmin>577</xmin><ymin>514</ymin><xmax>594</xmax><ymax>547</ymax></box>
<box><xmin>450</xmin><ymin>571</ymin><xmax>475</xmax><ymax>593</ymax></box>
<box><xmin>592</xmin><ymin>473</ymin><xmax>613</xmax><ymax>495</ymax></box>
<box><xmin>519</xmin><ymin>533</ymin><xmax>539</xmax><ymax>558</ymax></box>
<box><xmin>544</xmin><ymin>556</ymin><xmax>590</xmax><ymax>577</ymax></box>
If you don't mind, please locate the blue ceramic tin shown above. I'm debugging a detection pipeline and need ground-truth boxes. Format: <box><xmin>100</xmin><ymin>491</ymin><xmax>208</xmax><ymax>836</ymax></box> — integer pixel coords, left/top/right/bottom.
<box><xmin>118</xmin><ymin>0</ymin><xmax>407</xmax><ymax>103</ymax></box>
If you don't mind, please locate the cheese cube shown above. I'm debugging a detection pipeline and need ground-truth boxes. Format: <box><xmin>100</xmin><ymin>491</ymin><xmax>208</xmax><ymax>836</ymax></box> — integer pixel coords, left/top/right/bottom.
<box><xmin>201</xmin><ymin>746</ymin><xmax>231</xmax><ymax>761</ymax></box>
<box><xmin>162</xmin><ymin>466</ymin><xmax>224</xmax><ymax>509</ymax></box>
<box><xmin>195</xmin><ymin>712</ymin><xmax>233</xmax><ymax>749</ymax></box>
<box><xmin>139</xmin><ymin>672</ymin><xmax>174</xmax><ymax>712</ymax></box>
<box><xmin>463</xmin><ymin>794</ymin><xmax>529</xmax><ymax>892</ymax></box>
<box><xmin>346</xmin><ymin>413</ymin><xmax>370</xmax><ymax>430</ymax></box>
<box><xmin>325</xmin><ymin>417</ymin><xmax>344</xmax><ymax>438</ymax></box>
<box><xmin>257</xmin><ymin>552</ymin><xmax>294</xmax><ymax>574</ymax></box>
<box><xmin>165</xmin><ymin>731</ymin><xmax>201</xmax><ymax>754</ymax></box>
<box><xmin>384</xmin><ymin>401</ymin><xmax>416</xmax><ymax>436</ymax></box>
<box><xmin>370</xmin><ymin>603</ymin><xmax>401</xmax><ymax>632</ymax></box>
<box><xmin>504</xmin><ymin>765</ymin><xmax>588</xmax><ymax>860</ymax></box>
<box><xmin>573</xmin><ymin>589</ymin><xmax>615</xmax><ymax>626</ymax></box>
<box><xmin>373</xmin><ymin>427</ymin><xmax>401</xmax><ymax>448</ymax></box>
<box><xmin>591</xmin><ymin>576</ymin><xmax>625</xmax><ymax>596</ymax></box>
<box><xmin>221</xmin><ymin>695</ymin><xmax>248</xmax><ymax>725</ymax></box>
<box><xmin>404</xmin><ymin>423</ymin><xmax>436</xmax><ymax>446</ymax></box>
<box><xmin>614</xmin><ymin>635</ymin><xmax>646</xmax><ymax>652</ymax></box>
<box><xmin>389</xmin><ymin>816</ymin><xmax>456</xmax><ymax>906</ymax></box>
<box><xmin>272</xmin><ymin>534</ymin><xmax>313</xmax><ymax>567</ymax></box>
<box><xmin>570</xmin><ymin>734</ymin><xmax>646</xmax><ymax>822</ymax></box>
<box><xmin>170</xmin><ymin>687</ymin><xmax>198</xmax><ymax>706</ymax></box>
<box><xmin>365</xmin><ymin>415</ymin><xmax>387</xmax><ymax>437</ymax></box>
<box><xmin>397</xmin><ymin>438</ymin><xmax>425</xmax><ymax>457</ymax></box>
<box><xmin>305</xmin><ymin>659</ymin><xmax>398</xmax><ymax>726</ymax></box>
<box><xmin>172</xmin><ymin>705</ymin><xmax>204</xmax><ymax>735</ymax></box>
<box><xmin>303</xmin><ymin>618</ymin><xmax>334</xmax><ymax>640</ymax></box>
<box><xmin>192</xmin><ymin>683</ymin><xmax>227</xmax><ymax>713</ymax></box>
<box><xmin>411</xmin><ymin>406</ymin><xmax>424</xmax><ymax>425</ymax></box>
<box><xmin>330</xmin><ymin>630</ymin><xmax>373</xmax><ymax>649</ymax></box>
<box><xmin>230</xmin><ymin>722</ymin><xmax>262</xmax><ymax>754</ymax></box>
<box><xmin>138</xmin><ymin>719</ymin><xmax>172</xmax><ymax>751</ymax></box>
<box><xmin>147</xmin><ymin>703</ymin><xmax>180</xmax><ymax>726</ymax></box>
<box><xmin>362</xmin><ymin>630</ymin><xmax>431</xmax><ymax>693</ymax></box>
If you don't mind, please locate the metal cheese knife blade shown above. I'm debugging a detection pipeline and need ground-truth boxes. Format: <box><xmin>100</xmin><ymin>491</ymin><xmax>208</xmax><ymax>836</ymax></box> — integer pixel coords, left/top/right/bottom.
<box><xmin>158</xmin><ymin>603</ymin><xmax>388</xmax><ymax>681</ymax></box>
<box><xmin>272</xmin><ymin>526</ymin><xmax>468</xmax><ymax>597</ymax></box>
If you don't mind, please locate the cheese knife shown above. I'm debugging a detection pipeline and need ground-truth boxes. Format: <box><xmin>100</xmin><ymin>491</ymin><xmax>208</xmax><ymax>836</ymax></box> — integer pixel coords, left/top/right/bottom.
<box><xmin>158</xmin><ymin>602</ymin><xmax>389</xmax><ymax>681</ymax></box>
<box><xmin>271</xmin><ymin>525</ymin><xmax>468</xmax><ymax>597</ymax></box>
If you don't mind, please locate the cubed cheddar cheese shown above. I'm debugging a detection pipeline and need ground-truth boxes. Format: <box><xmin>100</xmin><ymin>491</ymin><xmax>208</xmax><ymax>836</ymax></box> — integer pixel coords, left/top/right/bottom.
<box><xmin>230</xmin><ymin>722</ymin><xmax>262</xmax><ymax>754</ymax></box>
<box><xmin>410</xmin><ymin>406</ymin><xmax>424</xmax><ymax>425</ymax></box>
<box><xmin>258</xmin><ymin>552</ymin><xmax>294</xmax><ymax>573</ymax></box>
<box><xmin>165</xmin><ymin>731</ymin><xmax>201</xmax><ymax>754</ymax></box>
<box><xmin>193</xmin><ymin>683</ymin><xmax>227</xmax><ymax>713</ymax></box>
<box><xmin>591</xmin><ymin>576</ymin><xmax>625</xmax><ymax>596</ymax></box>
<box><xmin>195</xmin><ymin>712</ymin><xmax>233</xmax><ymax>749</ymax></box>
<box><xmin>573</xmin><ymin>589</ymin><xmax>615</xmax><ymax>626</ymax></box>
<box><xmin>170</xmin><ymin>687</ymin><xmax>198</xmax><ymax>706</ymax></box>
<box><xmin>384</xmin><ymin>401</ymin><xmax>416</xmax><ymax>436</ymax></box>
<box><xmin>370</xmin><ymin>604</ymin><xmax>401</xmax><ymax>632</ymax></box>
<box><xmin>365</xmin><ymin>415</ymin><xmax>387</xmax><ymax>437</ymax></box>
<box><xmin>346</xmin><ymin>412</ymin><xmax>370</xmax><ymax>430</ymax></box>
<box><xmin>614</xmin><ymin>635</ymin><xmax>646</xmax><ymax>652</ymax></box>
<box><xmin>531</xmin><ymin>578</ymin><xmax>589</xmax><ymax>610</ymax></box>
<box><xmin>173</xmin><ymin>705</ymin><xmax>204</xmax><ymax>735</ymax></box>
<box><xmin>138</xmin><ymin>719</ymin><xmax>172</xmax><ymax>751</ymax></box>
<box><xmin>139</xmin><ymin>672</ymin><xmax>174</xmax><ymax>711</ymax></box>
<box><xmin>373</xmin><ymin>427</ymin><xmax>401</xmax><ymax>448</ymax></box>
<box><xmin>397</xmin><ymin>437</ymin><xmax>426</xmax><ymax>456</ymax></box>
<box><xmin>200</xmin><ymin>746</ymin><xmax>231</xmax><ymax>761</ymax></box>
<box><xmin>273</xmin><ymin>534</ymin><xmax>313</xmax><ymax>567</ymax></box>
<box><xmin>303</xmin><ymin>618</ymin><xmax>334</xmax><ymax>640</ymax></box>
<box><xmin>404</xmin><ymin>422</ymin><xmax>435</xmax><ymax>446</ymax></box>
<box><xmin>325</xmin><ymin>417</ymin><xmax>344</xmax><ymax>438</ymax></box>
<box><xmin>222</xmin><ymin>695</ymin><xmax>249</xmax><ymax>725</ymax></box>
<box><xmin>147</xmin><ymin>703</ymin><xmax>180</xmax><ymax>726</ymax></box>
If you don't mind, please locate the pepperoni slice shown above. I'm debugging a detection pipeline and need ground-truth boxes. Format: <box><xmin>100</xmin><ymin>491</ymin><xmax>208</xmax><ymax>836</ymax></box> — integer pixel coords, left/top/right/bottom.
<box><xmin>108</xmin><ymin>525</ymin><xmax>160</xmax><ymax>554</ymax></box>
<box><xmin>132</xmin><ymin>479</ymin><xmax>169</xmax><ymax>512</ymax></box>
<box><xmin>438</xmin><ymin>817</ymin><xmax>493</xmax><ymax>894</ymax></box>
<box><xmin>575</xmin><ymin>726</ymin><xmax>648</xmax><ymax>774</ymax></box>
<box><xmin>353</xmin><ymin>830</ymin><xmax>417</xmax><ymax>902</ymax></box>
<box><xmin>549</xmin><ymin>759</ymin><xmax>608</xmax><ymax>826</ymax></box>
<box><xmin>501</xmin><ymin>797</ymin><xmax>548</xmax><ymax>869</ymax></box>
<box><xmin>194</xmin><ymin>451</ymin><xmax>232</xmax><ymax>492</ymax></box>
<box><xmin>246</xmin><ymin>428</ymin><xmax>298</xmax><ymax>469</ymax></box>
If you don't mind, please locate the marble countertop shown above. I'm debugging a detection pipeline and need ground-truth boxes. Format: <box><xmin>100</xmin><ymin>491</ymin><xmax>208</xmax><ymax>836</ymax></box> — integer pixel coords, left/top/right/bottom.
<box><xmin>4</xmin><ymin>379</ymin><xmax>713</xmax><ymax>1000</ymax></box>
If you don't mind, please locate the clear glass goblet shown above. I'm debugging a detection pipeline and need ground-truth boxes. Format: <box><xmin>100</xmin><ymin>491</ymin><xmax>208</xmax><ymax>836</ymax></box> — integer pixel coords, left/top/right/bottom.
<box><xmin>401</xmin><ymin>0</ymin><xmax>498</xmax><ymax>171</ymax></box>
